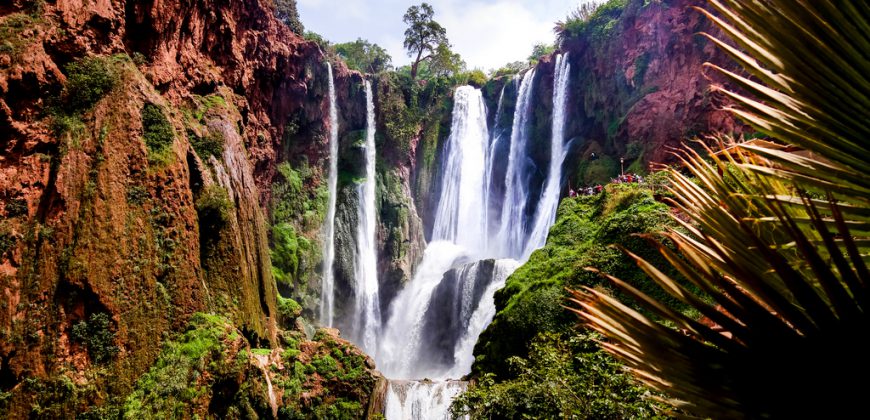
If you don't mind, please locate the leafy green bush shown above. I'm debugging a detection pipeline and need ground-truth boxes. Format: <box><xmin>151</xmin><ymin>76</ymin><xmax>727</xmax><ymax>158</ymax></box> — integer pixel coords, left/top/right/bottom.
<box><xmin>63</xmin><ymin>56</ymin><xmax>119</xmax><ymax>112</ymax></box>
<box><xmin>454</xmin><ymin>332</ymin><xmax>665</xmax><ymax>419</ymax></box>
<box><xmin>141</xmin><ymin>103</ymin><xmax>175</xmax><ymax>163</ymax></box>
<box><xmin>71</xmin><ymin>312</ymin><xmax>119</xmax><ymax>364</ymax></box>
<box><xmin>190</xmin><ymin>131</ymin><xmax>224</xmax><ymax>159</ymax></box>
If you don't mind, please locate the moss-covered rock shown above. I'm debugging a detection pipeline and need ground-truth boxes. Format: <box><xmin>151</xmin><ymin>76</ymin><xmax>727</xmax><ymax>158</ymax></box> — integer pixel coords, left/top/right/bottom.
<box><xmin>473</xmin><ymin>182</ymin><xmax>684</xmax><ymax>378</ymax></box>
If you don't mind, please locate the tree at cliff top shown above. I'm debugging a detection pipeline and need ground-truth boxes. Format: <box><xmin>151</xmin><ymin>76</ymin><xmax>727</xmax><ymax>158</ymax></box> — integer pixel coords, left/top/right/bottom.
<box><xmin>403</xmin><ymin>2</ymin><xmax>449</xmax><ymax>79</ymax></box>
<box><xmin>274</xmin><ymin>0</ymin><xmax>304</xmax><ymax>35</ymax></box>
<box><xmin>335</xmin><ymin>38</ymin><xmax>393</xmax><ymax>74</ymax></box>
<box><xmin>570</xmin><ymin>0</ymin><xmax>870</xmax><ymax>418</ymax></box>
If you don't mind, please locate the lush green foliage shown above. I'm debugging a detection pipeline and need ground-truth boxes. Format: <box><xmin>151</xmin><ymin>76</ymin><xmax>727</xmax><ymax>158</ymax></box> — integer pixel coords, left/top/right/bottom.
<box><xmin>402</xmin><ymin>3</ymin><xmax>449</xmax><ymax>79</ymax></box>
<box><xmin>555</xmin><ymin>0</ymin><xmax>627</xmax><ymax>45</ymax></box>
<box><xmin>474</xmin><ymin>183</ymin><xmax>683</xmax><ymax>378</ymax></box>
<box><xmin>454</xmin><ymin>332</ymin><xmax>664</xmax><ymax>419</ymax></box>
<box><xmin>71</xmin><ymin>312</ymin><xmax>119</xmax><ymax>364</ymax></box>
<box><xmin>571</xmin><ymin>1</ymin><xmax>870</xmax><ymax>418</ymax></box>
<box><xmin>141</xmin><ymin>103</ymin><xmax>175</xmax><ymax>164</ymax></box>
<box><xmin>63</xmin><ymin>56</ymin><xmax>119</xmax><ymax>112</ymax></box>
<box><xmin>274</xmin><ymin>0</ymin><xmax>304</xmax><ymax>34</ymax></box>
<box><xmin>335</xmin><ymin>38</ymin><xmax>392</xmax><ymax>74</ymax></box>
<box><xmin>528</xmin><ymin>43</ymin><xmax>556</xmax><ymax>63</ymax></box>
<box><xmin>123</xmin><ymin>313</ymin><xmax>243</xmax><ymax>418</ymax></box>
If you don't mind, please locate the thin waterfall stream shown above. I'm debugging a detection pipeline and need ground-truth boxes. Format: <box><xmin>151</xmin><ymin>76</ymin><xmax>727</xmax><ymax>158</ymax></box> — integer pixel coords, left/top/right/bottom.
<box><xmin>319</xmin><ymin>62</ymin><xmax>339</xmax><ymax>326</ymax></box>
<box><xmin>352</xmin><ymin>80</ymin><xmax>381</xmax><ymax>356</ymax></box>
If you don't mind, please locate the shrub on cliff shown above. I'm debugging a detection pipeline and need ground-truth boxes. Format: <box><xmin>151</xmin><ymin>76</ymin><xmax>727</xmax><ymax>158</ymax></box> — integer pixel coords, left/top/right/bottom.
<box><xmin>141</xmin><ymin>103</ymin><xmax>175</xmax><ymax>164</ymax></box>
<box><xmin>71</xmin><ymin>312</ymin><xmax>119</xmax><ymax>364</ymax></box>
<box><xmin>453</xmin><ymin>332</ymin><xmax>663</xmax><ymax>418</ymax></box>
<box><xmin>63</xmin><ymin>56</ymin><xmax>119</xmax><ymax>113</ymax></box>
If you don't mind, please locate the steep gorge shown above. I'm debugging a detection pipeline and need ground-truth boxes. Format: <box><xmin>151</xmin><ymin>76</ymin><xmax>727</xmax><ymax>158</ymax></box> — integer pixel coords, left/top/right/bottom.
<box><xmin>1</xmin><ymin>0</ymin><xmax>744</xmax><ymax>417</ymax></box>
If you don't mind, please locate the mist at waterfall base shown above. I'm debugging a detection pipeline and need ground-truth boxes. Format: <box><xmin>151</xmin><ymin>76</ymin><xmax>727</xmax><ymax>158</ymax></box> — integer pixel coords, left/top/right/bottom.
<box><xmin>319</xmin><ymin>55</ymin><xmax>571</xmax><ymax>418</ymax></box>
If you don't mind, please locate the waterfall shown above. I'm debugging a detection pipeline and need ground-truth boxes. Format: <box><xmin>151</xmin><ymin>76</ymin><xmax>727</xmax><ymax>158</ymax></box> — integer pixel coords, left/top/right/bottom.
<box><xmin>378</xmin><ymin>241</ymin><xmax>468</xmax><ymax>379</ymax></box>
<box><xmin>379</xmin><ymin>68</ymin><xmax>571</xmax><ymax>417</ymax></box>
<box><xmin>319</xmin><ymin>62</ymin><xmax>339</xmax><ymax>326</ymax></box>
<box><xmin>352</xmin><ymin>80</ymin><xmax>381</xmax><ymax>355</ymax></box>
<box><xmin>380</xmin><ymin>85</ymin><xmax>524</xmax><ymax>419</ymax></box>
<box><xmin>385</xmin><ymin>381</ymin><xmax>468</xmax><ymax>420</ymax></box>
<box><xmin>447</xmin><ymin>259</ymin><xmax>520</xmax><ymax>378</ymax></box>
<box><xmin>484</xmin><ymin>82</ymin><xmax>510</xmax><ymax>236</ymax></box>
<box><xmin>431</xmin><ymin>86</ymin><xmax>491</xmax><ymax>254</ymax></box>
<box><xmin>495</xmin><ymin>69</ymin><xmax>537</xmax><ymax>259</ymax></box>
<box><xmin>524</xmin><ymin>53</ymin><xmax>571</xmax><ymax>259</ymax></box>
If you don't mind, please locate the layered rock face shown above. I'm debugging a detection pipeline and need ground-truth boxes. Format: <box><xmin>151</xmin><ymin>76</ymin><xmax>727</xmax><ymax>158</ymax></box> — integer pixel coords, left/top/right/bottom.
<box><xmin>0</xmin><ymin>0</ymin><xmax>385</xmax><ymax>416</ymax></box>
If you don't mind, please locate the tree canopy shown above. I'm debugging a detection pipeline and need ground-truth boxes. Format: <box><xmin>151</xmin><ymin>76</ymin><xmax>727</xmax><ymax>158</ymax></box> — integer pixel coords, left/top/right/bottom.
<box><xmin>335</xmin><ymin>39</ymin><xmax>393</xmax><ymax>74</ymax></box>
<box><xmin>403</xmin><ymin>3</ymin><xmax>449</xmax><ymax>79</ymax></box>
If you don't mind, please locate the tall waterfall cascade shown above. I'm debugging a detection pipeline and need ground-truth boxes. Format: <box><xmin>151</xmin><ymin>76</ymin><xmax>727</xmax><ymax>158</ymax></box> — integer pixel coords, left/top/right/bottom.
<box><xmin>524</xmin><ymin>53</ymin><xmax>571</xmax><ymax>259</ymax></box>
<box><xmin>495</xmin><ymin>69</ymin><xmax>537</xmax><ymax>259</ymax></box>
<box><xmin>320</xmin><ymin>62</ymin><xmax>572</xmax><ymax>418</ymax></box>
<box><xmin>319</xmin><ymin>62</ymin><xmax>339</xmax><ymax>326</ymax></box>
<box><xmin>351</xmin><ymin>80</ymin><xmax>382</xmax><ymax>356</ymax></box>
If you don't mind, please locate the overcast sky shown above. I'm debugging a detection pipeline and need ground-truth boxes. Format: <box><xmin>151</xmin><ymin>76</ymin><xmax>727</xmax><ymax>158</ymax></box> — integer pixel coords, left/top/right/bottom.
<box><xmin>297</xmin><ymin>0</ymin><xmax>590</xmax><ymax>71</ymax></box>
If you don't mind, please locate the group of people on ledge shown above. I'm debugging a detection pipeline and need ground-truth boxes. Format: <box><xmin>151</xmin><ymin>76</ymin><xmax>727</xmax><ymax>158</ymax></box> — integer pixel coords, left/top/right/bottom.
<box><xmin>568</xmin><ymin>172</ymin><xmax>644</xmax><ymax>198</ymax></box>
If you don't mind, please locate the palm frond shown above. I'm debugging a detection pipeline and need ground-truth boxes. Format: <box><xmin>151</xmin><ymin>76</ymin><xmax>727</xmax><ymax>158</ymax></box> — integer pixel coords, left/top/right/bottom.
<box><xmin>570</xmin><ymin>1</ymin><xmax>870</xmax><ymax>418</ymax></box>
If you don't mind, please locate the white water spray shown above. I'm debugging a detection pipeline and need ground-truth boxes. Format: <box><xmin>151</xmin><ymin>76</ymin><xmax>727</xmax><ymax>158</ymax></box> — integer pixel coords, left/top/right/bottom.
<box><xmin>319</xmin><ymin>63</ymin><xmax>339</xmax><ymax>326</ymax></box>
<box><xmin>524</xmin><ymin>53</ymin><xmax>571</xmax><ymax>258</ymax></box>
<box><xmin>496</xmin><ymin>69</ymin><xmax>537</xmax><ymax>259</ymax></box>
<box><xmin>431</xmin><ymin>86</ymin><xmax>491</xmax><ymax>254</ymax></box>
<box><xmin>352</xmin><ymin>80</ymin><xmax>381</xmax><ymax>355</ymax></box>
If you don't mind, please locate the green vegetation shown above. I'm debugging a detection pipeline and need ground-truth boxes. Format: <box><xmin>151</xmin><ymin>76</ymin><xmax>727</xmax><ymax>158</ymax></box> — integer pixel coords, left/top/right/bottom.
<box><xmin>570</xmin><ymin>1</ymin><xmax>870</xmax><ymax>418</ymax></box>
<box><xmin>402</xmin><ymin>3</ymin><xmax>450</xmax><ymax>79</ymax></box>
<box><xmin>141</xmin><ymin>103</ymin><xmax>175</xmax><ymax>164</ymax></box>
<box><xmin>453</xmin><ymin>332</ymin><xmax>664</xmax><ymax>418</ymax></box>
<box><xmin>63</xmin><ymin>57</ymin><xmax>119</xmax><ymax>112</ymax></box>
<box><xmin>528</xmin><ymin>43</ymin><xmax>556</xmax><ymax>64</ymax></box>
<box><xmin>274</xmin><ymin>0</ymin><xmax>304</xmax><ymax>35</ymax></box>
<box><xmin>271</xmin><ymin>329</ymin><xmax>376</xmax><ymax>419</ymax></box>
<box><xmin>474</xmin><ymin>182</ymin><xmax>683</xmax><ymax>379</ymax></box>
<box><xmin>196</xmin><ymin>184</ymin><xmax>233</xmax><ymax>229</ymax></box>
<box><xmin>48</xmin><ymin>56</ymin><xmax>120</xmax><ymax>139</ymax></box>
<box><xmin>335</xmin><ymin>38</ymin><xmax>393</xmax><ymax>74</ymax></box>
<box><xmin>71</xmin><ymin>312</ymin><xmax>119</xmax><ymax>364</ymax></box>
<box><xmin>123</xmin><ymin>313</ymin><xmax>240</xmax><ymax>417</ymax></box>
<box><xmin>0</xmin><ymin>13</ymin><xmax>39</xmax><ymax>63</ymax></box>
<box><xmin>555</xmin><ymin>0</ymin><xmax>628</xmax><ymax>45</ymax></box>
<box><xmin>277</xmin><ymin>296</ymin><xmax>303</xmax><ymax>326</ymax></box>
<box><xmin>183</xmin><ymin>94</ymin><xmax>230</xmax><ymax>159</ymax></box>
<box><xmin>4</xmin><ymin>198</ymin><xmax>27</xmax><ymax>217</ymax></box>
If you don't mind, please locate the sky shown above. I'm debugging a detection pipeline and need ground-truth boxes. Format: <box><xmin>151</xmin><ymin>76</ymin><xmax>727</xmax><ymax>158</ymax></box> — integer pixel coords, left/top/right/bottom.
<box><xmin>297</xmin><ymin>0</ymin><xmax>589</xmax><ymax>71</ymax></box>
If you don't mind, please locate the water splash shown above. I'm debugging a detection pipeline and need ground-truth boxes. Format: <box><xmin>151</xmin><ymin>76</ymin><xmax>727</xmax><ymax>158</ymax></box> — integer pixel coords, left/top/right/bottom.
<box><xmin>385</xmin><ymin>380</ymin><xmax>469</xmax><ymax>420</ymax></box>
<box><xmin>378</xmin><ymin>241</ymin><xmax>468</xmax><ymax>379</ymax></box>
<box><xmin>352</xmin><ymin>80</ymin><xmax>381</xmax><ymax>355</ymax></box>
<box><xmin>319</xmin><ymin>62</ymin><xmax>339</xmax><ymax>326</ymax></box>
<box><xmin>524</xmin><ymin>53</ymin><xmax>571</xmax><ymax>259</ymax></box>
